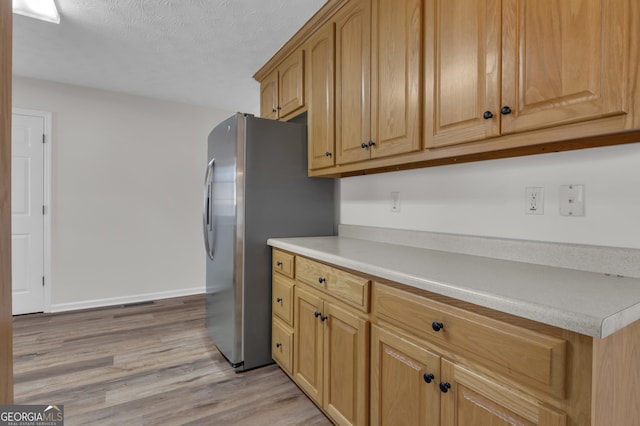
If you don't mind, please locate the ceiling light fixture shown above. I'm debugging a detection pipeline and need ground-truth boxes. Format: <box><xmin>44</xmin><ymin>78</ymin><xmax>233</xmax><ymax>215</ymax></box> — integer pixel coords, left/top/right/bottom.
<box><xmin>13</xmin><ymin>0</ymin><xmax>60</xmax><ymax>24</ymax></box>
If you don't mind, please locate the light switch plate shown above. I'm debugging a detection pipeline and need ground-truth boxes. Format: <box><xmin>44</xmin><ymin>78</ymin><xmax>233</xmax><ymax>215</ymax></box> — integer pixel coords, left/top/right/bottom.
<box><xmin>559</xmin><ymin>184</ymin><xmax>585</xmax><ymax>216</ymax></box>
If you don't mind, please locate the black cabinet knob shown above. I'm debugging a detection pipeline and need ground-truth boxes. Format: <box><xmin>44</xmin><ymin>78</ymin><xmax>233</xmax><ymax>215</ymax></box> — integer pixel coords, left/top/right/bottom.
<box><xmin>276</xmin><ymin>342</ymin><xmax>282</xmax><ymax>348</ymax></box>
<box><xmin>368</xmin><ymin>140</ymin><xmax>376</xmax><ymax>147</ymax></box>
<box><xmin>483</xmin><ymin>111</ymin><xmax>493</xmax><ymax>119</ymax></box>
<box><xmin>361</xmin><ymin>142</ymin><xmax>368</xmax><ymax>149</ymax></box>
<box><xmin>277</xmin><ymin>106</ymin><xmax>282</xmax><ymax>110</ymax></box>
<box><xmin>318</xmin><ymin>277</ymin><xmax>326</xmax><ymax>284</ymax></box>
<box><xmin>314</xmin><ymin>311</ymin><xmax>321</xmax><ymax>318</ymax></box>
<box><xmin>423</xmin><ymin>373</ymin><xmax>435</xmax><ymax>384</ymax></box>
<box><xmin>276</xmin><ymin>261</ymin><xmax>283</xmax><ymax>267</ymax></box>
<box><xmin>276</xmin><ymin>297</ymin><xmax>283</xmax><ymax>303</ymax></box>
<box><xmin>500</xmin><ymin>106</ymin><xmax>512</xmax><ymax>115</ymax></box>
<box><xmin>439</xmin><ymin>382</ymin><xmax>451</xmax><ymax>393</ymax></box>
<box><xmin>320</xmin><ymin>314</ymin><xmax>328</xmax><ymax>322</ymax></box>
<box><xmin>325</xmin><ymin>151</ymin><xmax>332</xmax><ymax>157</ymax></box>
<box><xmin>432</xmin><ymin>321</ymin><xmax>444</xmax><ymax>332</ymax></box>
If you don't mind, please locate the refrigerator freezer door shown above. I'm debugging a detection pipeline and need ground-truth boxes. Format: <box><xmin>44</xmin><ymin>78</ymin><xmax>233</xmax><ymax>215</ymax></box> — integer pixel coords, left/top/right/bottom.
<box><xmin>205</xmin><ymin>114</ymin><xmax>244</xmax><ymax>369</ymax></box>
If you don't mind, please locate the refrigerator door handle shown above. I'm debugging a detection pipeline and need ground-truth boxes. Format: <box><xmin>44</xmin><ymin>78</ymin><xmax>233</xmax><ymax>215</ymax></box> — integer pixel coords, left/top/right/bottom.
<box><xmin>202</xmin><ymin>158</ymin><xmax>215</xmax><ymax>260</ymax></box>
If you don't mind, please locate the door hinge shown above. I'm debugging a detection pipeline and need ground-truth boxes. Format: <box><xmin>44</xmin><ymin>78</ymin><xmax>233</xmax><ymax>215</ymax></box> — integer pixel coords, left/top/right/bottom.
<box><xmin>42</xmin><ymin>205</ymin><xmax>46</xmax><ymax>215</ymax></box>
<box><xmin>42</xmin><ymin>134</ymin><xmax>45</xmax><ymax>144</ymax></box>
<box><xmin>42</xmin><ymin>276</ymin><xmax>45</xmax><ymax>287</ymax></box>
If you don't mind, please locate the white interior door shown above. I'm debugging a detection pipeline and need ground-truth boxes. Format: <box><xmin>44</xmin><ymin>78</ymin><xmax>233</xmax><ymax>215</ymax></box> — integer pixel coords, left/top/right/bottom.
<box><xmin>12</xmin><ymin>113</ymin><xmax>45</xmax><ymax>314</ymax></box>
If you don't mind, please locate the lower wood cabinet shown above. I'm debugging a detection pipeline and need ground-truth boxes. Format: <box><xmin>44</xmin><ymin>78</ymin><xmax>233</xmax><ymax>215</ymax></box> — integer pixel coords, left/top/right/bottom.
<box><xmin>371</xmin><ymin>281</ymin><xmax>574</xmax><ymax>426</ymax></box>
<box><xmin>293</xmin><ymin>285</ymin><xmax>324</xmax><ymax>401</ymax></box>
<box><xmin>272</xmin><ymin>317</ymin><xmax>294</xmax><ymax>376</ymax></box>
<box><xmin>293</xmin><ymin>284</ymin><xmax>369</xmax><ymax>426</ymax></box>
<box><xmin>370</xmin><ymin>325</ymin><xmax>441</xmax><ymax>426</ymax></box>
<box><xmin>372</xmin><ymin>280</ymin><xmax>566</xmax><ymax>398</ymax></box>
<box><xmin>371</xmin><ymin>323</ymin><xmax>567</xmax><ymax>426</ymax></box>
<box><xmin>440</xmin><ymin>360</ymin><xmax>566</xmax><ymax>426</ymax></box>
<box><xmin>271</xmin><ymin>249</ymin><xmax>640</xmax><ymax>426</ymax></box>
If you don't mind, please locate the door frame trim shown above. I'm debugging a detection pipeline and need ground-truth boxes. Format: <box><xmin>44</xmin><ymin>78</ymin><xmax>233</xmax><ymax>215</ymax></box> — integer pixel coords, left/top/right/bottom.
<box><xmin>12</xmin><ymin>108</ymin><xmax>52</xmax><ymax>312</ymax></box>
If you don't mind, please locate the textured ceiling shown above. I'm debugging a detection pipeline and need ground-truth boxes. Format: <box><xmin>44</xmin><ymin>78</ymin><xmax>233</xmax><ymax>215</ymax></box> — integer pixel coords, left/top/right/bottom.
<box><xmin>12</xmin><ymin>0</ymin><xmax>326</xmax><ymax>113</ymax></box>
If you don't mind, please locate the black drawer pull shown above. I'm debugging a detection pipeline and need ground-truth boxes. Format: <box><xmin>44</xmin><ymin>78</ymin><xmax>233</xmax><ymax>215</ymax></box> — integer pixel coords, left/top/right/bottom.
<box><xmin>432</xmin><ymin>321</ymin><xmax>444</xmax><ymax>332</ymax></box>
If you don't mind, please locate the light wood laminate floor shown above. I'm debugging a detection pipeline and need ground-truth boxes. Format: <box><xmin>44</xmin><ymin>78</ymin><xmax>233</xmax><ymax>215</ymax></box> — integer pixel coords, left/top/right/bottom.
<box><xmin>13</xmin><ymin>294</ymin><xmax>331</xmax><ymax>425</ymax></box>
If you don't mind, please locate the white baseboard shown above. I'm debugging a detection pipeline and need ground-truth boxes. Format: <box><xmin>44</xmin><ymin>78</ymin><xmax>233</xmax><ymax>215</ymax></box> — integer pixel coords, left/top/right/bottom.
<box><xmin>49</xmin><ymin>286</ymin><xmax>205</xmax><ymax>313</ymax></box>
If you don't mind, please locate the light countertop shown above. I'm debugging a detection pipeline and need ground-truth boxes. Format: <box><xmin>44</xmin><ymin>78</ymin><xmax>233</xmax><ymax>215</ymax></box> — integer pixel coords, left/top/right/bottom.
<box><xmin>268</xmin><ymin>236</ymin><xmax>640</xmax><ymax>338</ymax></box>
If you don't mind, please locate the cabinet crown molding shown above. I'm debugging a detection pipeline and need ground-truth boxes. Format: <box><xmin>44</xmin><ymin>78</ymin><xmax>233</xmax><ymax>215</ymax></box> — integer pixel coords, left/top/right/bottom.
<box><xmin>253</xmin><ymin>0</ymin><xmax>348</xmax><ymax>82</ymax></box>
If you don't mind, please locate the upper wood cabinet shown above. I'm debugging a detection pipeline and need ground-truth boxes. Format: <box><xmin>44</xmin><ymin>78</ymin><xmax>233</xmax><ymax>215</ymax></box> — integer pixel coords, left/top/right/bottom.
<box><xmin>425</xmin><ymin>0</ymin><xmax>628</xmax><ymax>148</ymax></box>
<box><xmin>260</xmin><ymin>70</ymin><xmax>279</xmax><ymax>120</ymax></box>
<box><xmin>370</xmin><ymin>0</ymin><xmax>422</xmax><ymax>159</ymax></box>
<box><xmin>335</xmin><ymin>0</ymin><xmax>422</xmax><ymax>165</ymax></box>
<box><xmin>334</xmin><ymin>0</ymin><xmax>372</xmax><ymax>165</ymax></box>
<box><xmin>306</xmin><ymin>22</ymin><xmax>337</xmax><ymax>170</ymax></box>
<box><xmin>256</xmin><ymin>0</ymin><xmax>637</xmax><ymax>176</ymax></box>
<box><xmin>260</xmin><ymin>50</ymin><xmax>305</xmax><ymax>120</ymax></box>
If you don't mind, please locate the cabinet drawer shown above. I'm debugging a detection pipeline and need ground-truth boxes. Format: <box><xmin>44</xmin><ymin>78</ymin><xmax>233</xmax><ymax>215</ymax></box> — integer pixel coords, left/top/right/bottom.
<box><xmin>272</xmin><ymin>318</ymin><xmax>293</xmax><ymax>375</ymax></box>
<box><xmin>272</xmin><ymin>273</ymin><xmax>294</xmax><ymax>326</ymax></box>
<box><xmin>273</xmin><ymin>249</ymin><xmax>295</xmax><ymax>278</ymax></box>
<box><xmin>373</xmin><ymin>282</ymin><xmax>566</xmax><ymax>398</ymax></box>
<box><xmin>296</xmin><ymin>256</ymin><xmax>370</xmax><ymax>311</ymax></box>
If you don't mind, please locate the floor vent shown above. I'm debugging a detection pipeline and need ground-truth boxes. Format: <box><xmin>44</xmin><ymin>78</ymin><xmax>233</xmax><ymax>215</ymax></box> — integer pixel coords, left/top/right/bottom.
<box><xmin>122</xmin><ymin>300</ymin><xmax>155</xmax><ymax>308</ymax></box>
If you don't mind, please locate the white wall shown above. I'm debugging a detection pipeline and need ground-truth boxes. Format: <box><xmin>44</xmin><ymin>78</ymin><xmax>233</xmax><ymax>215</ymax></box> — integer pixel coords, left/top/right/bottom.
<box><xmin>12</xmin><ymin>76</ymin><xmax>233</xmax><ymax>308</ymax></box>
<box><xmin>341</xmin><ymin>142</ymin><xmax>640</xmax><ymax>249</ymax></box>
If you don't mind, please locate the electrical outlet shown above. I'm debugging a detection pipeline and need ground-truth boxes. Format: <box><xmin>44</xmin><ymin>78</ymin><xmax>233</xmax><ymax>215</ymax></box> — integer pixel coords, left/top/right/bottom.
<box><xmin>525</xmin><ymin>187</ymin><xmax>544</xmax><ymax>215</ymax></box>
<box><xmin>391</xmin><ymin>191</ymin><xmax>400</xmax><ymax>213</ymax></box>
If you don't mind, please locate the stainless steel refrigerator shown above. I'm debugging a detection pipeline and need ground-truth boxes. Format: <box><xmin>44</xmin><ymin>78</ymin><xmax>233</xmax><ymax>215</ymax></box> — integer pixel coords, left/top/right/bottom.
<box><xmin>202</xmin><ymin>113</ymin><xmax>335</xmax><ymax>371</ymax></box>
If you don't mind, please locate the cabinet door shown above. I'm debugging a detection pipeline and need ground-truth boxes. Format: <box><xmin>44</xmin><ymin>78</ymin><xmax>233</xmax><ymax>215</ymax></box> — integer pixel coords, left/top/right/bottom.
<box><xmin>307</xmin><ymin>22</ymin><xmax>336</xmax><ymax>170</ymax></box>
<box><xmin>260</xmin><ymin>70</ymin><xmax>279</xmax><ymax>120</ymax></box>
<box><xmin>424</xmin><ymin>0</ymin><xmax>501</xmax><ymax>148</ymax></box>
<box><xmin>501</xmin><ymin>0</ymin><xmax>627</xmax><ymax>135</ymax></box>
<box><xmin>278</xmin><ymin>50</ymin><xmax>305</xmax><ymax>119</ymax></box>
<box><xmin>440</xmin><ymin>360</ymin><xmax>566</xmax><ymax>426</ymax></box>
<box><xmin>370</xmin><ymin>0</ymin><xmax>422</xmax><ymax>158</ymax></box>
<box><xmin>370</xmin><ymin>325</ymin><xmax>441</xmax><ymax>426</ymax></box>
<box><xmin>293</xmin><ymin>286</ymin><xmax>324</xmax><ymax>404</ymax></box>
<box><xmin>335</xmin><ymin>0</ymin><xmax>372</xmax><ymax>165</ymax></box>
<box><xmin>323</xmin><ymin>302</ymin><xmax>369</xmax><ymax>426</ymax></box>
